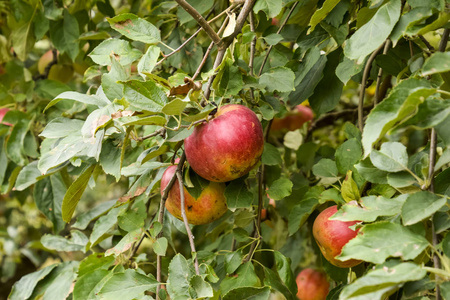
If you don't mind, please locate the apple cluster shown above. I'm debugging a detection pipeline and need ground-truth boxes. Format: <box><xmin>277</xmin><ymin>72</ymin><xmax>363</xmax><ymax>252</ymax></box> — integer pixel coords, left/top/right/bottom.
<box><xmin>160</xmin><ymin>104</ymin><xmax>264</xmax><ymax>225</ymax></box>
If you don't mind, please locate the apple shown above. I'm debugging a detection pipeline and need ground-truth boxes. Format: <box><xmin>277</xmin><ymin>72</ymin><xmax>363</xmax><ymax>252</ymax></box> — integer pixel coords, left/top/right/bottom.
<box><xmin>38</xmin><ymin>49</ymin><xmax>58</xmax><ymax>74</ymax></box>
<box><xmin>38</xmin><ymin>50</ymin><xmax>74</xmax><ymax>83</ymax></box>
<box><xmin>261</xmin><ymin>197</ymin><xmax>276</xmax><ymax>221</ymax></box>
<box><xmin>296</xmin><ymin>268</ymin><xmax>329</xmax><ymax>300</ymax></box>
<box><xmin>184</xmin><ymin>104</ymin><xmax>264</xmax><ymax>182</ymax></box>
<box><xmin>0</xmin><ymin>108</ymin><xmax>12</xmax><ymax>126</ymax></box>
<box><xmin>160</xmin><ymin>163</ymin><xmax>228</xmax><ymax>225</ymax></box>
<box><xmin>271</xmin><ymin>105</ymin><xmax>314</xmax><ymax>132</ymax></box>
<box><xmin>312</xmin><ymin>205</ymin><xmax>362</xmax><ymax>268</ymax></box>
<box><xmin>271</xmin><ymin>18</ymin><xmax>280</xmax><ymax>26</ymax></box>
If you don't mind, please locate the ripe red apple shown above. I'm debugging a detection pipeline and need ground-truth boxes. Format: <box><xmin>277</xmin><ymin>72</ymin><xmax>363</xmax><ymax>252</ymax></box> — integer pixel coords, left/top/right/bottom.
<box><xmin>271</xmin><ymin>18</ymin><xmax>280</xmax><ymax>26</ymax></box>
<box><xmin>271</xmin><ymin>105</ymin><xmax>314</xmax><ymax>132</ymax></box>
<box><xmin>160</xmin><ymin>163</ymin><xmax>228</xmax><ymax>225</ymax></box>
<box><xmin>184</xmin><ymin>104</ymin><xmax>264</xmax><ymax>182</ymax></box>
<box><xmin>312</xmin><ymin>205</ymin><xmax>362</xmax><ymax>268</ymax></box>
<box><xmin>0</xmin><ymin>108</ymin><xmax>12</xmax><ymax>126</ymax></box>
<box><xmin>296</xmin><ymin>268</ymin><xmax>330</xmax><ymax>300</ymax></box>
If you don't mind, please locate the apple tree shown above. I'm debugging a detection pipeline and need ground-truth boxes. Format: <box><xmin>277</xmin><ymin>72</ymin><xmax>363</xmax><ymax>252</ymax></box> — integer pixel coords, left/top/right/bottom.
<box><xmin>1</xmin><ymin>0</ymin><xmax>450</xmax><ymax>299</ymax></box>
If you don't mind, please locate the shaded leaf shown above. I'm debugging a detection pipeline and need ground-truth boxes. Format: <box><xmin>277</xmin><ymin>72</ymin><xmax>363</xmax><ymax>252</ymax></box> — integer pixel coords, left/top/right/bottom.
<box><xmin>401</xmin><ymin>191</ymin><xmax>447</xmax><ymax>225</ymax></box>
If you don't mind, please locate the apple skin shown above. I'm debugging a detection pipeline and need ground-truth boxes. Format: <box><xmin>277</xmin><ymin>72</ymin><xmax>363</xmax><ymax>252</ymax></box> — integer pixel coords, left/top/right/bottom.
<box><xmin>271</xmin><ymin>105</ymin><xmax>314</xmax><ymax>132</ymax></box>
<box><xmin>261</xmin><ymin>197</ymin><xmax>276</xmax><ymax>221</ymax></box>
<box><xmin>296</xmin><ymin>268</ymin><xmax>329</xmax><ymax>300</ymax></box>
<box><xmin>160</xmin><ymin>164</ymin><xmax>228</xmax><ymax>225</ymax></box>
<box><xmin>184</xmin><ymin>104</ymin><xmax>264</xmax><ymax>182</ymax></box>
<box><xmin>312</xmin><ymin>205</ymin><xmax>362</xmax><ymax>268</ymax></box>
<box><xmin>0</xmin><ymin>108</ymin><xmax>12</xmax><ymax>126</ymax></box>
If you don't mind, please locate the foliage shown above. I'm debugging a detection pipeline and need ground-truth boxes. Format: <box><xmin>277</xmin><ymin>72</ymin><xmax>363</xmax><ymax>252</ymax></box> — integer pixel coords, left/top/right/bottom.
<box><xmin>0</xmin><ymin>0</ymin><xmax>449</xmax><ymax>299</ymax></box>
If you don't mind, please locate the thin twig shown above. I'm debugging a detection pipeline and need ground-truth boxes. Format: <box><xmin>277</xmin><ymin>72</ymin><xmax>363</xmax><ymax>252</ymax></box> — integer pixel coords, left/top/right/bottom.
<box><xmin>176</xmin><ymin>170</ymin><xmax>200</xmax><ymax>275</ymax></box>
<box><xmin>428</xmin><ymin>28</ymin><xmax>449</xmax><ymax>300</ymax></box>
<box><xmin>137</xmin><ymin>128</ymin><xmax>166</xmax><ymax>142</ymax></box>
<box><xmin>258</xmin><ymin>1</ymin><xmax>299</xmax><ymax>76</ymax></box>
<box><xmin>249</xmin><ymin>11</ymin><xmax>256</xmax><ymax>76</ymax></box>
<box><xmin>374</xmin><ymin>40</ymin><xmax>391</xmax><ymax>105</ymax></box>
<box><xmin>156</xmin><ymin>7</ymin><xmax>233</xmax><ymax>66</ymax></box>
<box><xmin>174</xmin><ymin>0</ymin><xmax>223</xmax><ymax>47</ymax></box>
<box><xmin>419</xmin><ymin>35</ymin><xmax>435</xmax><ymax>52</ymax></box>
<box><xmin>156</xmin><ymin>152</ymin><xmax>187</xmax><ymax>299</ymax></box>
<box><xmin>358</xmin><ymin>42</ymin><xmax>385</xmax><ymax>131</ymax></box>
<box><xmin>223</xmin><ymin>0</ymin><xmax>258</xmax><ymax>47</ymax></box>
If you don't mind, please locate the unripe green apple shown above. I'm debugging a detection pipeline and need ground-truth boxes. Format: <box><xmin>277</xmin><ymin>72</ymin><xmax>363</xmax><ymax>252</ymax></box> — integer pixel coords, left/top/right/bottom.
<box><xmin>160</xmin><ymin>164</ymin><xmax>228</xmax><ymax>225</ymax></box>
<box><xmin>296</xmin><ymin>268</ymin><xmax>329</xmax><ymax>300</ymax></box>
<box><xmin>312</xmin><ymin>205</ymin><xmax>362</xmax><ymax>268</ymax></box>
<box><xmin>184</xmin><ymin>104</ymin><xmax>264</xmax><ymax>182</ymax></box>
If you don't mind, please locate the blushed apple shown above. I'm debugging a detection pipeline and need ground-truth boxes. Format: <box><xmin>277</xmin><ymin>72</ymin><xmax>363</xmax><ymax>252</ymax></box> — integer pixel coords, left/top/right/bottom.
<box><xmin>271</xmin><ymin>105</ymin><xmax>314</xmax><ymax>132</ymax></box>
<box><xmin>296</xmin><ymin>268</ymin><xmax>329</xmax><ymax>300</ymax></box>
<box><xmin>312</xmin><ymin>205</ymin><xmax>362</xmax><ymax>268</ymax></box>
<box><xmin>184</xmin><ymin>104</ymin><xmax>264</xmax><ymax>182</ymax></box>
<box><xmin>0</xmin><ymin>108</ymin><xmax>12</xmax><ymax>126</ymax></box>
<box><xmin>160</xmin><ymin>163</ymin><xmax>228</xmax><ymax>225</ymax></box>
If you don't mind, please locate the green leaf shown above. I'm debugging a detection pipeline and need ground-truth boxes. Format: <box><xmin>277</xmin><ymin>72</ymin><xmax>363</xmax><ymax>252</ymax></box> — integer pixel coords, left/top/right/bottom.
<box><xmin>263</xmin><ymin>33</ymin><xmax>284</xmax><ymax>46</ymax></box>
<box><xmin>89</xmin><ymin>39</ymin><xmax>142</xmax><ymax>66</ymax></box>
<box><xmin>274</xmin><ymin>251</ymin><xmax>297</xmax><ymax>297</ymax></box>
<box><xmin>338</xmin><ymin>222</ymin><xmax>429</xmax><ymax>264</ymax></box>
<box><xmin>118</xmin><ymin>200</ymin><xmax>146</xmax><ymax>232</ymax></box>
<box><xmin>15</xmin><ymin>161</ymin><xmax>41</xmax><ymax>191</ymax></box>
<box><xmin>9</xmin><ymin>264</ymin><xmax>57</xmax><ymax>300</ymax></box>
<box><xmin>121</xmin><ymin>79</ymin><xmax>168</xmax><ymax>112</ymax></box>
<box><xmin>387</xmin><ymin>171</ymin><xmax>417</xmax><ymax>188</ymax></box>
<box><xmin>288</xmin><ymin>54</ymin><xmax>327</xmax><ymax>106</ymax></box>
<box><xmin>225</xmin><ymin>250</ymin><xmax>244</xmax><ymax>274</ymax></box>
<box><xmin>220</xmin><ymin>262</ymin><xmax>260</xmax><ymax>296</ymax></box>
<box><xmin>214</xmin><ymin>58</ymin><xmax>244</xmax><ymax>97</ymax></box>
<box><xmin>261</xmin><ymin>142</ymin><xmax>282</xmax><ymax>166</ymax></box>
<box><xmin>40</xmin><ymin>118</ymin><xmax>85</xmax><ymax>139</ymax></box>
<box><xmin>259</xmin><ymin>67</ymin><xmax>295</xmax><ymax>93</ymax></box>
<box><xmin>253</xmin><ymin>0</ymin><xmax>282</xmax><ymax>18</ymax></box>
<box><xmin>138</xmin><ymin>45</ymin><xmax>160</xmax><ymax>76</ymax></box>
<box><xmin>98</xmin><ymin>269</ymin><xmax>158</xmax><ymax>300</ymax></box>
<box><xmin>309</xmin><ymin>0</ymin><xmax>340</xmax><ymax>33</ymax></box>
<box><xmin>341</xmin><ymin>170</ymin><xmax>360</xmax><ymax>202</ymax></box>
<box><xmin>105</xmin><ymin>228</ymin><xmax>143</xmax><ymax>256</ymax></box>
<box><xmin>77</xmin><ymin>253</ymin><xmax>115</xmax><ymax>277</ymax></box>
<box><xmin>177</xmin><ymin>0</ymin><xmax>214</xmax><ymax>24</ymax></box>
<box><xmin>189</xmin><ymin>275</ymin><xmax>214</xmax><ymax>299</ymax></box>
<box><xmin>443</xmin><ymin>233</ymin><xmax>450</xmax><ymax>259</ymax></box>
<box><xmin>10</xmin><ymin>3</ymin><xmax>37</xmax><ymax>61</ymax></box>
<box><xmin>336</xmin><ymin>56</ymin><xmax>366</xmax><ymax>84</ymax></box>
<box><xmin>162</xmin><ymin>98</ymin><xmax>188</xmax><ymax>115</ymax></box>
<box><xmin>167</xmin><ymin>254</ymin><xmax>193</xmax><ymax>300</ymax></box>
<box><xmin>41</xmin><ymin>261</ymin><xmax>79</xmax><ymax>300</ymax></box>
<box><xmin>401</xmin><ymin>191</ymin><xmax>447</xmax><ymax>225</ymax></box>
<box><xmin>90</xmin><ymin>207</ymin><xmax>122</xmax><ymax>246</ymax></box>
<box><xmin>45</xmin><ymin>91</ymin><xmax>110</xmax><ymax>111</ymax></box>
<box><xmin>344</xmin><ymin>0</ymin><xmax>401</xmax><ymax>62</ymax></box>
<box><xmin>223</xmin><ymin>286</ymin><xmax>270</xmax><ymax>300</ymax></box>
<box><xmin>41</xmin><ymin>230</ymin><xmax>88</xmax><ymax>252</ymax></box>
<box><xmin>62</xmin><ymin>164</ymin><xmax>97</xmax><ymax>223</ymax></box>
<box><xmin>340</xmin><ymin>262</ymin><xmax>426</xmax><ymax>300</ymax></box>
<box><xmin>331</xmin><ymin>194</ymin><xmax>408</xmax><ymax>222</ymax></box>
<box><xmin>107</xmin><ymin>13</ymin><xmax>160</xmax><ymax>44</ymax></box>
<box><xmin>288</xmin><ymin>197</ymin><xmax>320</xmax><ymax>235</ymax></box>
<box><xmin>34</xmin><ymin>174</ymin><xmax>66</xmax><ymax>232</ymax></box>
<box><xmin>401</xmin><ymin>98</ymin><xmax>450</xmax><ymax>129</ymax></box>
<box><xmin>267</xmin><ymin>177</ymin><xmax>293</xmax><ymax>200</ymax></box>
<box><xmin>309</xmin><ymin>49</ymin><xmax>344</xmax><ymax>115</ymax></box>
<box><xmin>73</xmin><ymin>269</ymin><xmax>111</xmax><ymax>300</ymax></box>
<box><xmin>312</xmin><ymin>158</ymin><xmax>339</xmax><ymax>178</ymax></box>
<box><xmin>335</xmin><ymin>138</ymin><xmax>362</xmax><ymax>174</ymax></box>
<box><xmin>6</xmin><ymin>118</ymin><xmax>29</xmax><ymax>165</ymax></box>
<box><xmin>225</xmin><ymin>179</ymin><xmax>254</xmax><ymax>211</ymax></box>
<box><xmin>362</xmin><ymin>78</ymin><xmax>436</xmax><ymax>156</ymax></box>
<box><xmin>49</xmin><ymin>10</ymin><xmax>79</xmax><ymax>60</ymax></box>
<box><xmin>370</xmin><ymin>142</ymin><xmax>409</xmax><ymax>172</ymax></box>
<box><xmin>99</xmin><ymin>139</ymin><xmax>122</xmax><ymax>181</ymax></box>
<box><xmin>355</xmin><ymin>158</ymin><xmax>388</xmax><ymax>184</ymax></box>
<box><xmin>153</xmin><ymin>237</ymin><xmax>168</xmax><ymax>256</ymax></box>
<box><xmin>422</xmin><ymin>52</ymin><xmax>450</xmax><ymax>76</ymax></box>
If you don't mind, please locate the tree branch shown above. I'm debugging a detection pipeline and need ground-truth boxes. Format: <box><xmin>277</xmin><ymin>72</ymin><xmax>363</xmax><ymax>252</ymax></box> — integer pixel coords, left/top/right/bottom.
<box><xmin>223</xmin><ymin>0</ymin><xmax>257</xmax><ymax>48</ymax></box>
<box><xmin>358</xmin><ymin>42</ymin><xmax>385</xmax><ymax>131</ymax></box>
<box><xmin>176</xmin><ymin>170</ymin><xmax>200</xmax><ymax>275</ymax></box>
<box><xmin>156</xmin><ymin>152</ymin><xmax>186</xmax><ymax>299</ymax></box>
<box><xmin>174</xmin><ymin>0</ymin><xmax>223</xmax><ymax>47</ymax></box>
<box><xmin>374</xmin><ymin>40</ymin><xmax>391</xmax><ymax>105</ymax></box>
<box><xmin>258</xmin><ymin>1</ymin><xmax>299</xmax><ymax>76</ymax></box>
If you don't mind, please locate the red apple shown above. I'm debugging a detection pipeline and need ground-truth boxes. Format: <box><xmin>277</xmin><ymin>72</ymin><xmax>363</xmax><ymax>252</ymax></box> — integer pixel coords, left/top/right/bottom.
<box><xmin>261</xmin><ymin>197</ymin><xmax>276</xmax><ymax>221</ymax></box>
<box><xmin>271</xmin><ymin>18</ymin><xmax>280</xmax><ymax>26</ymax></box>
<box><xmin>271</xmin><ymin>105</ymin><xmax>314</xmax><ymax>132</ymax></box>
<box><xmin>184</xmin><ymin>104</ymin><xmax>264</xmax><ymax>182</ymax></box>
<box><xmin>296</xmin><ymin>268</ymin><xmax>329</xmax><ymax>300</ymax></box>
<box><xmin>0</xmin><ymin>108</ymin><xmax>12</xmax><ymax>126</ymax></box>
<box><xmin>160</xmin><ymin>163</ymin><xmax>228</xmax><ymax>225</ymax></box>
<box><xmin>312</xmin><ymin>205</ymin><xmax>362</xmax><ymax>268</ymax></box>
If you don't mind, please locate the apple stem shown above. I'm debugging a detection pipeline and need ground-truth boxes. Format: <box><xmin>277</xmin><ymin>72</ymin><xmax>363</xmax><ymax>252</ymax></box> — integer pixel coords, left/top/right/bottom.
<box><xmin>374</xmin><ymin>40</ymin><xmax>391</xmax><ymax>105</ymax></box>
<box><xmin>176</xmin><ymin>170</ymin><xmax>200</xmax><ymax>275</ymax></box>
